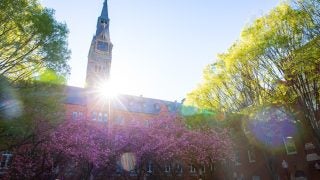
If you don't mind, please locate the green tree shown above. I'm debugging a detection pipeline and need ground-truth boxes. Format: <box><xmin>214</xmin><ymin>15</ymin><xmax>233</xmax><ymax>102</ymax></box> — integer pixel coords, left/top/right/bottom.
<box><xmin>0</xmin><ymin>0</ymin><xmax>70</xmax><ymax>83</ymax></box>
<box><xmin>0</xmin><ymin>0</ymin><xmax>70</xmax><ymax>177</ymax></box>
<box><xmin>187</xmin><ymin>1</ymin><xmax>320</xmax><ymax>139</ymax></box>
<box><xmin>0</xmin><ymin>75</ymin><xmax>66</xmax><ymax>178</ymax></box>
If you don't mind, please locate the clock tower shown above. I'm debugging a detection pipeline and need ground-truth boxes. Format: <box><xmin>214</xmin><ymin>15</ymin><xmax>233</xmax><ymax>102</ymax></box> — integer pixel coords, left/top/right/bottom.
<box><xmin>85</xmin><ymin>0</ymin><xmax>113</xmax><ymax>88</ymax></box>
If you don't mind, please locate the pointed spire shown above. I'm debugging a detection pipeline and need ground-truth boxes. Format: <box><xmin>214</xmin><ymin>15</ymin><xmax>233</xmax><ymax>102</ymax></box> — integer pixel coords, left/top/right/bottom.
<box><xmin>100</xmin><ymin>0</ymin><xmax>109</xmax><ymax>20</ymax></box>
<box><xmin>96</xmin><ymin>0</ymin><xmax>110</xmax><ymax>37</ymax></box>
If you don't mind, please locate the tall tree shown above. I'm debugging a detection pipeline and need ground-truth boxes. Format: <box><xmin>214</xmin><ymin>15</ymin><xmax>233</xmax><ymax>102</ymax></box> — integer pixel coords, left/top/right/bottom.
<box><xmin>187</xmin><ymin>1</ymin><xmax>320</xmax><ymax>140</ymax></box>
<box><xmin>0</xmin><ymin>0</ymin><xmax>70</xmax><ymax>178</ymax></box>
<box><xmin>0</xmin><ymin>0</ymin><xmax>70</xmax><ymax>83</ymax></box>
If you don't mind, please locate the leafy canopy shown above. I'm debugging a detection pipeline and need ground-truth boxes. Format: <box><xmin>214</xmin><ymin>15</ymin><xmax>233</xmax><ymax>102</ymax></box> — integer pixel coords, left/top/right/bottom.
<box><xmin>0</xmin><ymin>0</ymin><xmax>70</xmax><ymax>82</ymax></box>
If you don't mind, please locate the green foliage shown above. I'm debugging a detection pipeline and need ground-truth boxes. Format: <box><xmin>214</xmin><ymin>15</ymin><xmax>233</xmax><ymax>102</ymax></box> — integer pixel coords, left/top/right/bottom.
<box><xmin>187</xmin><ymin>0</ymin><xmax>320</xmax><ymax>136</ymax></box>
<box><xmin>0</xmin><ymin>0</ymin><xmax>69</xmax><ymax>150</ymax></box>
<box><xmin>0</xmin><ymin>0</ymin><xmax>70</xmax><ymax>82</ymax></box>
<box><xmin>0</xmin><ymin>79</ymin><xmax>65</xmax><ymax>151</ymax></box>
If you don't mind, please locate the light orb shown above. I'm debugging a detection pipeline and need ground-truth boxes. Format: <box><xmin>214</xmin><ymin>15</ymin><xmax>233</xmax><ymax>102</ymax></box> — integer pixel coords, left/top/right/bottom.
<box><xmin>97</xmin><ymin>80</ymin><xmax>118</xmax><ymax>99</ymax></box>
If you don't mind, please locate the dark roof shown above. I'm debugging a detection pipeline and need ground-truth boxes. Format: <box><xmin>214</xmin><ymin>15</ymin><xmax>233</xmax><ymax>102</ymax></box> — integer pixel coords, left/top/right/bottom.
<box><xmin>112</xmin><ymin>94</ymin><xmax>181</xmax><ymax>114</ymax></box>
<box><xmin>64</xmin><ymin>86</ymin><xmax>87</xmax><ymax>106</ymax></box>
<box><xmin>64</xmin><ymin>86</ymin><xmax>181</xmax><ymax>114</ymax></box>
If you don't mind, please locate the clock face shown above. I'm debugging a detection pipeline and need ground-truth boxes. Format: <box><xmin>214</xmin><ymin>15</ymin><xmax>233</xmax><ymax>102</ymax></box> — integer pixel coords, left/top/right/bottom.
<box><xmin>97</xmin><ymin>41</ymin><xmax>108</xmax><ymax>51</ymax></box>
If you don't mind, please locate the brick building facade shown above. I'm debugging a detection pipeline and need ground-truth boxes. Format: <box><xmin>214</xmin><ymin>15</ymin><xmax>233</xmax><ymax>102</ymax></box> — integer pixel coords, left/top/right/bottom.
<box><xmin>62</xmin><ymin>1</ymin><xmax>320</xmax><ymax>179</ymax></box>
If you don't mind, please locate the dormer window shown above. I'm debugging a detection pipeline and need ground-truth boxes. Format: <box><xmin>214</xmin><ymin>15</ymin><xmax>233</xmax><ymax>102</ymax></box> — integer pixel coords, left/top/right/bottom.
<box><xmin>154</xmin><ymin>103</ymin><xmax>160</xmax><ymax>110</ymax></box>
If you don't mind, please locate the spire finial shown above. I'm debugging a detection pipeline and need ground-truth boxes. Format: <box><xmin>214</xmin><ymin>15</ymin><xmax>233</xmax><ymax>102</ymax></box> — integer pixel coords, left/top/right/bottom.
<box><xmin>100</xmin><ymin>0</ymin><xmax>109</xmax><ymax>20</ymax></box>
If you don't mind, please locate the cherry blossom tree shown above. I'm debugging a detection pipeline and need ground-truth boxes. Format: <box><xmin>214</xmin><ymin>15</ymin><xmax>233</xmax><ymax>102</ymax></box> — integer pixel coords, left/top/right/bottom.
<box><xmin>5</xmin><ymin>115</ymin><xmax>233</xmax><ymax>179</ymax></box>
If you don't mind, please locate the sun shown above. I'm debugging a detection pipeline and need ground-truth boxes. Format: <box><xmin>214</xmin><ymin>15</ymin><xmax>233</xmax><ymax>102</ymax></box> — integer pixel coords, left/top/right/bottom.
<box><xmin>97</xmin><ymin>79</ymin><xmax>119</xmax><ymax>99</ymax></box>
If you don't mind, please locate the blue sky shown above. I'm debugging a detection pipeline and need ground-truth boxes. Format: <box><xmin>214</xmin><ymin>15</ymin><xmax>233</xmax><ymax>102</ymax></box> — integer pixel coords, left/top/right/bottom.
<box><xmin>41</xmin><ymin>0</ymin><xmax>279</xmax><ymax>102</ymax></box>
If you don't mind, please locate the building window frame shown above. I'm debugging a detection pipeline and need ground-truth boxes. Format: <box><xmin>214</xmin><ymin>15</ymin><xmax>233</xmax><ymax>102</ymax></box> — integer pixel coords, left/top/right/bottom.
<box><xmin>248</xmin><ymin>147</ymin><xmax>256</xmax><ymax>163</ymax></box>
<box><xmin>72</xmin><ymin>111</ymin><xmax>78</xmax><ymax>120</ymax></box>
<box><xmin>190</xmin><ymin>164</ymin><xmax>196</xmax><ymax>173</ymax></box>
<box><xmin>199</xmin><ymin>165</ymin><xmax>205</xmax><ymax>175</ymax></box>
<box><xmin>176</xmin><ymin>163</ymin><xmax>183</xmax><ymax>174</ymax></box>
<box><xmin>98</xmin><ymin>112</ymin><xmax>103</xmax><ymax>121</ymax></box>
<box><xmin>147</xmin><ymin>161</ymin><xmax>153</xmax><ymax>174</ymax></box>
<box><xmin>164</xmin><ymin>164</ymin><xmax>171</xmax><ymax>173</ymax></box>
<box><xmin>92</xmin><ymin>112</ymin><xmax>97</xmax><ymax>121</ymax></box>
<box><xmin>103</xmin><ymin>113</ymin><xmax>108</xmax><ymax>122</ymax></box>
<box><xmin>235</xmin><ymin>151</ymin><xmax>241</xmax><ymax>166</ymax></box>
<box><xmin>283</xmin><ymin>136</ymin><xmax>297</xmax><ymax>155</ymax></box>
<box><xmin>0</xmin><ymin>151</ymin><xmax>12</xmax><ymax>169</ymax></box>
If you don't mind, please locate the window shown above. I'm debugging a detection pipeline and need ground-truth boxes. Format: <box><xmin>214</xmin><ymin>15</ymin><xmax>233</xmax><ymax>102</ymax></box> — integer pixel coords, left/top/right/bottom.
<box><xmin>147</xmin><ymin>161</ymin><xmax>153</xmax><ymax>173</ymax></box>
<box><xmin>190</xmin><ymin>164</ymin><xmax>196</xmax><ymax>173</ymax></box>
<box><xmin>164</xmin><ymin>164</ymin><xmax>171</xmax><ymax>173</ymax></box>
<box><xmin>92</xmin><ymin>112</ymin><xmax>97</xmax><ymax>120</ymax></box>
<box><xmin>235</xmin><ymin>151</ymin><xmax>241</xmax><ymax>165</ymax></box>
<box><xmin>97</xmin><ymin>41</ymin><xmax>108</xmax><ymax>51</ymax></box>
<box><xmin>248</xmin><ymin>147</ymin><xmax>256</xmax><ymax>163</ymax></box>
<box><xmin>154</xmin><ymin>103</ymin><xmax>160</xmax><ymax>110</ymax></box>
<box><xmin>0</xmin><ymin>151</ymin><xmax>12</xmax><ymax>169</ymax></box>
<box><xmin>142</xmin><ymin>103</ymin><xmax>147</xmax><ymax>109</ymax></box>
<box><xmin>200</xmin><ymin>165</ymin><xmax>205</xmax><ymax>174</ymax></box>
<box><xmin>72</xmin><ymin>112</ymin><xmax>78</xmax><ymax>120</ymax></box>
<box><xmin>103</xmin><ymin>113</ymin><xmax>108</xmax><ymax>122</ymax></box>
<box><xmin>283</xmin><ymin>137</ymin><xmax>297</xmax><ymax>155</ymax></box>
<box><xmin>176</xmin><ymin>163</ymin><xmax>183</xmax><ymax>174</ymax></box>
<box><xmin>167</xmin><ymin>104</ymin><xmax>174</xmax><ymax>112</ymax></box>
<box><xmin>209</xmin><ymin>164</ymin><xmax>215</xmax><ymax>171</ymax></box>
<box><xmin>72</xmin><ymin>111</ymin><xmax>83</xmax><ymax>120</ymax></box>
<box><xmin>98</xmin><ymin>112</ymin><xmax>103</xmax><ymax>121</ymax></box>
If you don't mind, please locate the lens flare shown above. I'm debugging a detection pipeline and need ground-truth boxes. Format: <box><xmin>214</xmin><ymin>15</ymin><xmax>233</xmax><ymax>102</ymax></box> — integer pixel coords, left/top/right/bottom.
<box><xmin>0</xmin><ymin>78</ymin><xmax>22</xmax><ymax>120</ymax></box>
<box><xmin>97</xmin><ymin>80</ymin><xmax>118</xmax><ymax>99</ymax></box>
<box><xmin>120</xmin><ymin>152</ymin><xmax>136</xmax><ymax>171</ymax></box>
<box><xmin>244</xmin><ymin>107</ymin><xmax>297</xmax><ymax>149</ymax></box>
